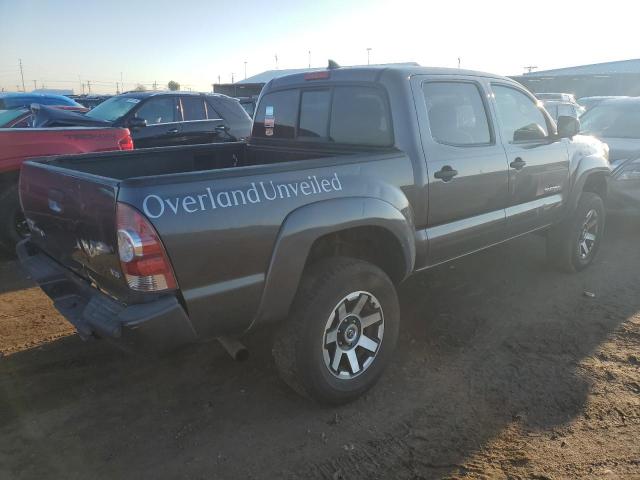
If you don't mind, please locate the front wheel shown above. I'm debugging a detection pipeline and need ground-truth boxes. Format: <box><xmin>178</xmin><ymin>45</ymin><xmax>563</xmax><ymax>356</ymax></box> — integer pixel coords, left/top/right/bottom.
<box><xmin>547</xmin><ymin>192</ymin><xmax>605</xmax><ymax>272</ymax></box>
<box><xmin>272</xmin><ymin>257</ymin><xmax>399</xmax><ymax>404</ymax></box>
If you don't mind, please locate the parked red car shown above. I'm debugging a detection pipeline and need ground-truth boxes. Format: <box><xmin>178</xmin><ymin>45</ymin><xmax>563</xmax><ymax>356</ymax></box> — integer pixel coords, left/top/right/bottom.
<box><xmin>0</xmin><ymin>127</ymin><xmax>133</xmax><ymax>252</ymax></box>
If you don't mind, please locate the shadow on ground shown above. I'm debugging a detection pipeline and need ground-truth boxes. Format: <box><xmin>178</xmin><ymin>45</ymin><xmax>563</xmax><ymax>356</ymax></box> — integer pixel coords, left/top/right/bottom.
<box><xmin>1</xmin><ymin>217</ymin><xmax>639</xmax><ymax>479</ymax></box>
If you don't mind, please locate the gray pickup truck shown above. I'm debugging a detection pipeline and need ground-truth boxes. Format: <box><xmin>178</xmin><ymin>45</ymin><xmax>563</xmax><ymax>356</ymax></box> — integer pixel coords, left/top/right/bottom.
<box><xmin>18</xmin><ymin>65</ymin><xmax>610</xmax><ymax>404</ymax></box>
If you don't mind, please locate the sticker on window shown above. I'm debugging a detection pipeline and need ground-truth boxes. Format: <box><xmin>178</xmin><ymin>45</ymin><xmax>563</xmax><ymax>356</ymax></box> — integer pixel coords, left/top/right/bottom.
<box><xmin>125</xmin><ymin>98</ymin><xmax>141</xmax><ymax>104</ymax></box>
<box><xmin>265</xmin><ymin>106</ymin><xmax>274</xmax><ymax>116</ymax></box>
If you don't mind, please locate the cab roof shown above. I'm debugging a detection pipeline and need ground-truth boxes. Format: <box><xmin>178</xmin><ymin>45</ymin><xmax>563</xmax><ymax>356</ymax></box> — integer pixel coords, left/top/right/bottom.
<box><xmin>268</xmin><ymin>64</ymin><xmax>513</xmax><ymax>90</ymax></box>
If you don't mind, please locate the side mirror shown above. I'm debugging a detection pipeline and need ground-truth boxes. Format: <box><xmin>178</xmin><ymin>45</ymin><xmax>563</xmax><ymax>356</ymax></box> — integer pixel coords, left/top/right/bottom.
<box><xmin>513</xmin><ymin>123</ymin><xmax>547</xmax><ymax>143</ymax></box>
<box><xmin>127</xmin><ymin>117</ymin><xmax>147</xmax><ymax>130</ymax></box>
<box><xmin>557</xmin><ymin>115</ymin><xmax>580</xmax><ymax>138</ymax></box>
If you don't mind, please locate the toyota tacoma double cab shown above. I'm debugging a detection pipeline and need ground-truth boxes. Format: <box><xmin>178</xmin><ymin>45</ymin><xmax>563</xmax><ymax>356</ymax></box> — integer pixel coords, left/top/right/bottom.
<box><xmin>18</xmin><ymin>65</ymin><xmax>610</xmax><ymax>404</ymax></box>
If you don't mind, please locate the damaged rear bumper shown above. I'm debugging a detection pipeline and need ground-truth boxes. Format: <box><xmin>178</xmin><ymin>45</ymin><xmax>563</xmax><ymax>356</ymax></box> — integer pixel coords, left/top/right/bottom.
<box><xmin>17</xmin><ymin>240</ymin><xmax>197</xmax><ymax>351</ymax></box>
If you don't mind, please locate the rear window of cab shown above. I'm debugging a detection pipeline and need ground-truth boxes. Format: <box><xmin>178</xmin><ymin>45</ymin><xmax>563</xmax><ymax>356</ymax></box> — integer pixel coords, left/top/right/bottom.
<box><xmin>252</xmin><ymin>85</ymin><xmax>393</xmax><ymax>147</ymax></box>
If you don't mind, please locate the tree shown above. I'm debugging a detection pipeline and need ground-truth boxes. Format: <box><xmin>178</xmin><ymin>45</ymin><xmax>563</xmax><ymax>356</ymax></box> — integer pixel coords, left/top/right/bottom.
<box><xmin>133</xmin><ymin>84</ymin><xmax>147</xmax><ymax>92</ymax></box>
<box><xmin>167</xmin><ymin>80</ymin><xmax>180</xmax><ymax>91</ymax></box>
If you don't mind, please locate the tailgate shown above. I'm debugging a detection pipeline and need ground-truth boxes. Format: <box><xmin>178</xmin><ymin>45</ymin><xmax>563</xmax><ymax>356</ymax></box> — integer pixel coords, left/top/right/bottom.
<box><xmin>19</xmin><ymin>160</ymin><xmax>127</xmax><ymax>293</ymax></box>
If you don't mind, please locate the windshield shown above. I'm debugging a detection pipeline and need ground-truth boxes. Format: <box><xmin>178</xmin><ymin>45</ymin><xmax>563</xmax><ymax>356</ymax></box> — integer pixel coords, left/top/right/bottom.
<box><xmin>0</xmin><ymin>108</ymin><xmax>28</xmax><ymax>127</ymax></box>
<box><xmin>580</xmin><ymin>102</ymin><xmax>640</xmax><ymax>139</ymax></box>
<box><xmin>86</xmin><ymin>96</ymin><xmax>140</xmax><ymax>122</ymax></box>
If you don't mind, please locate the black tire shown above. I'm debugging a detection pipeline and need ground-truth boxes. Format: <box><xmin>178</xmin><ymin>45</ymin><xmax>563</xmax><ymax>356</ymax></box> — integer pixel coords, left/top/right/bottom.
<box><xmin>0</xmin><ymin>184</ymin><xmax>28</xmax><ymax>255</ymax></box>
<box><xmin>547</xmin><ymin>192</ymin><xmax>605</xmax><ymax>272</ymax></box>
<box><xmin>272</xmin><ymin>257</ymin><xmax>400</xmax><ymax>404</ymax></box>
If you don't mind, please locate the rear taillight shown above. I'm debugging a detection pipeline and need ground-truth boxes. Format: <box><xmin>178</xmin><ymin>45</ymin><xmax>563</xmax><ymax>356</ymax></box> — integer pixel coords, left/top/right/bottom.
<box><xmin>116</xmin><ymin>202</ymin><xmax>177</xmax><ymax>292</ymax></box>
<box><xmin>118</xmin><ymin>133</ymin><xmax>134</xmax><ymax>150</ymax></box>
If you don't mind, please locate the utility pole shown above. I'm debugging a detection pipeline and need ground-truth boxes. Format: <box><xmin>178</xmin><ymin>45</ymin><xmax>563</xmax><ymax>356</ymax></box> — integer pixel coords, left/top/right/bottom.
<box><xmin>308</xmin><ymin>50</ymin><xmax>311</xmax><ymax>68</ymax></box>
<box><xmin>116</xmin><ymin>82</ymin><xmax>120</xmax><ymax>94</ymax></box>
<box><xmin>231</xmin><ymin>73</ymin><xmax>235</xmax><ymax>83</ymax></box>
<box><xmin>19</xmin><ymin>59</ymin><xmax>25</xmax><ymax>92</ymax></box>
<box><xmin>458</xmin><ymin>57</ymin><xmax>461</xmax><ymax>69</ymax></box>
<box><xmin>523</xmin><ymin>65</ymin><xmax>538</xmax><ymax>74</ymax></box>
<box><xmin>120</xmin><ymin>72</ymin><xmax>123</xmax><ymax>91</ymax></box>
<box><xmin>275</xmin><ymin>54</ymin><xmax>278</xmax><ymax>70</ymax></box>
<box><xmin>87</xmin><ymin>80</ymin><xmax>92</xmax><ymax>94</ymax></box>
<box><xmin>244</xmin><ymin>61</ymin><xmax>247</xmax><ymax>80</ymax></box>
<box><xmin>217</xmin><ymin>75</ymin><xmax>221</xmax><ymax>84</ymax></box>
<box><xmin>366</xmin><ymin>48</ymin><xmax>372</xmax><ymax>65</ymax></box>
<box><xmin>81</xmin><ymin>83</ymin><xmax>85</xmax><ymax>95</ymax></box>
<box><xmin>32</xmin><ymin>80</ymin><xmax>37</xmax><ymax>91</ymax></box>
<box><xmin>153</xmin><ymin>80</ymin><xmax>157</xmax><ymax>90</ymax></box>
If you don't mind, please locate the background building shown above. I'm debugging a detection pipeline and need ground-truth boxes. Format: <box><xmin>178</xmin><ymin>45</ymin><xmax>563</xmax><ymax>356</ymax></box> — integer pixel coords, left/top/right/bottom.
<box><xmin>513</xmin><ymin>58</ymin><xmax>640</xmax><ymax>98</ymax></box>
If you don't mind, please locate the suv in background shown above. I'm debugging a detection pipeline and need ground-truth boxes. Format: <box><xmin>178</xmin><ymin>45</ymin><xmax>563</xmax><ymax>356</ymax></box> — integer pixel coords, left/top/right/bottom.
<box><xmin>541</xmin><ymin>100</ymin><xmax>584</xmax><ymax>121</ymax></box>
<box><xmin>37</xmin><ymin>91</ymin><xmax>253</xmax><ymax>149</ymax></box>
<box><xmin>85</xmin><ymin>91</ymin><xmax>251</xmax><ymax>148</ymax></box>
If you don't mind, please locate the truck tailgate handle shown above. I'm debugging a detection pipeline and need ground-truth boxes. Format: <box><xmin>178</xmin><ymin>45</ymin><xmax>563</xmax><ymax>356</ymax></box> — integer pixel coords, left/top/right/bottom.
<box><xmin>434</xmin><ymin>166</ymin><xmax>458</xmax><ymax>182</ymax></box>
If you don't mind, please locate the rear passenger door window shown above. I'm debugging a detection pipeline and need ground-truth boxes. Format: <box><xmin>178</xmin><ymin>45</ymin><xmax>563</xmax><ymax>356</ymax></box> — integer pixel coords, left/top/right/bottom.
<box><xmin>329</xmin><ymin>86</ymin><xmax>392</xmax><ymax>146</ymax></box>
<box><xmin>492</xmin><ymin>85</ymin><xmax>549</xmax><ymax>143</ymax></box>
<box><xmin>422</xmin><ymin>82</ymin><xmax>492</xmax><ymax>146</ymax></box>
<box><xmin>181</xmin><ymin>97</ymin><xmax>207</xmax><ymax>121</ymax></box>
<box><xmin>134</xmin><ymin>97</ymin><xmax>178</xmax><ymax>125</ymax></box>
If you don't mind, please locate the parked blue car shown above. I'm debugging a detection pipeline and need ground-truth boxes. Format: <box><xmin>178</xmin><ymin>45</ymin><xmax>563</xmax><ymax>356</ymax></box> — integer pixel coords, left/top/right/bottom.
<box><xmin>0</xmin><ymin>92</ymin><xmax>84</xmax><ymax>110</ymax></box>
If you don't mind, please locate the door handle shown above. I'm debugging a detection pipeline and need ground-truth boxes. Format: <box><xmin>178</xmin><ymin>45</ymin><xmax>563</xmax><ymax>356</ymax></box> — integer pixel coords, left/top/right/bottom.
<box><xmin>434</xmin><ymin>166</ymin><xmax>458</xmax><ymax>182</ymax></box>
<box><xmin>510</xmin><ymin>157</ymin><xmax>526</xmax><ymax>170</ymax></box>
<box><xmin>166</xmin><ymin>128</ymin><xmax>179</xmax><ymax>134</ymax></box>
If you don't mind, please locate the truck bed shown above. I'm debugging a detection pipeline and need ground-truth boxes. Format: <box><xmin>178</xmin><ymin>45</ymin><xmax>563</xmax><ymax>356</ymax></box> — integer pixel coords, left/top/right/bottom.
<box><xmin>20</xmin><ymin>141</ymin><xmax>406</xmax><ymax>314</ymax></box>
<box><xmin>44</xmin><ymin>142</ymin><xmax>368</xmax><ymax>180</ymax></box>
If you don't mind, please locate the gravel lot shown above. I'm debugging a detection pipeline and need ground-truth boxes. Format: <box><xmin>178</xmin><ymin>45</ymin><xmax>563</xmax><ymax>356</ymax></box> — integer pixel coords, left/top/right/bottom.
<box><xmin>1</xmin><ymin>216</ymin><xmax>639</xmax><ymax>479</ymax></box>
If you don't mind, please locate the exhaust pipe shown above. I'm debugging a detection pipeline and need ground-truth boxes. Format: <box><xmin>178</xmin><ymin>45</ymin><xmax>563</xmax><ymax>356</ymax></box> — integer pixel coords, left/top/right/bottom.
<box><xmin>217</xmin><ymin>336</ymin><xmax>249</xmax><ymax>362</ymax></box>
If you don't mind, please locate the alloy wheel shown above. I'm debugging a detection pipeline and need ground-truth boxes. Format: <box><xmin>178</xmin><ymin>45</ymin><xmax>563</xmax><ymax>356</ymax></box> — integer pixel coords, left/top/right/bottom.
<box><xmin>322</xmin><ymin>291</ymin><xmax>384</xmax><ymax>379</ymax></box>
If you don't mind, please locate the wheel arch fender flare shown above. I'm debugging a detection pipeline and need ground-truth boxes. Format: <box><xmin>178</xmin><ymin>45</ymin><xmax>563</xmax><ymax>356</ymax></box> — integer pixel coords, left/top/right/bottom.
<box><xmin>250</xmin><ymin>196</ymin><xmax>415</xmax><ymax>329</ymax></box>
<box><xmin>568</xmin><ymin>154</ymin><xmax>610</xmax><ymax>213</ymax></box>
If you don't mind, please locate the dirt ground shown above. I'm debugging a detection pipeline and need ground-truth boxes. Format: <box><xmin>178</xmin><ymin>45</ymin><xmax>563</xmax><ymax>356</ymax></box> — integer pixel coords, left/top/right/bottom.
<box><xmin>1</xmin><ymin>217</ymin><xmax>639</xmax><ymax>480</ymax></box>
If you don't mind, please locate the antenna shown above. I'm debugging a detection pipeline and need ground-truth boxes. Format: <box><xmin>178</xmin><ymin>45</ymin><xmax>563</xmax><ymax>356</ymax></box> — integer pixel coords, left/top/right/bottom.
<box><xmin>523</xmin><ymin>65</ymin><xmax>538</xmax><ymax>74</ymax></box>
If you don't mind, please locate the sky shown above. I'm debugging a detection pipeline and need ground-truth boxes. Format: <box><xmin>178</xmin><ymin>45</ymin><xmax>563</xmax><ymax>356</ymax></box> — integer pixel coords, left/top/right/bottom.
<box><xmin>1</xmin><ymin>0</ymin><xmax>639</xmax><ymax>94</ymax></box>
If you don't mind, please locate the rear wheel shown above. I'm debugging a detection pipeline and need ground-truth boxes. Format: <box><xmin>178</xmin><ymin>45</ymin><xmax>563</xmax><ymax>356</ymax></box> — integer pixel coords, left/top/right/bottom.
<box><xmin>273</xmin><ymin>257</ymin><xmax>399</xmax><ymax>404</ymax></box>
<box><xmin>0</xmin><ymin>184</ymin><xmax>28</xmax><ymax>255</ymax></box>
<box><xmin>547</xmin><ymin>192</ymin><xmax>605</xmax><ymax>272</ymax></box>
